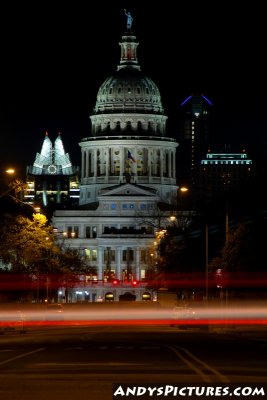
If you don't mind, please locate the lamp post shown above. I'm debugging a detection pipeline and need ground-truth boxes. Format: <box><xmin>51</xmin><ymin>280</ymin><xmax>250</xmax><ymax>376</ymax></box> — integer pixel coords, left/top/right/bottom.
<box><xmin>177</xmin><ymin>186</ymin><xmax>189</xmax><ymax>211</ymax></box>
<box><xmin>224</xmin><ymin>198</ymin><xmax>229</xmax><ymax>311</ymax></box>
<box><xmin>225</xmin><ymin>199</ymin><xmax>229</xmax><ymax>243</ymax></box>
<box><xmin>175</xmin><ymin>186</ymin><xmax>190</xmax><ymax>232</ymax></box>
<box><xmin>0</xmin><ymin>168</ymin><xmax>26</xmax><ymax>202</ymax></box>
<box><xmin>205</xmin><ymin>223</ymin><xmax>209</xmax><ymax>302</ymax></box>
<box><xmin>0</xmin><ymin>168</ymin><xmax>15</xmax><ymax>199</ymax></box>
<box><xmin>205</xmin><ymin>197</ymin><xmax>230</xmax><ymax>304</ymax></box>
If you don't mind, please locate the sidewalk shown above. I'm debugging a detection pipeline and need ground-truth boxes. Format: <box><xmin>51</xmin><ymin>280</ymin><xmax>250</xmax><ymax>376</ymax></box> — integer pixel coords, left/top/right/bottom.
<box><xmin>211</xmin><ymin>324</ymin><xmax>267</xmax><ymax>339</ymax></box>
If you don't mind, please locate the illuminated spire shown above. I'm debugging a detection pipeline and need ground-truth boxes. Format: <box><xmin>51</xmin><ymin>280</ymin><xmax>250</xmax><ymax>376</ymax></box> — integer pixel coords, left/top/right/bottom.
<box><xmin>32</xmin><ymin>132</ymin><xmax>74</xmax><ymax>175</ymax></box>
<box><xmin>117</xmin><ymin>13</ymin><xmax>140</xmax><ymax>71</ymax></box>
<box><xmin>54</xmin><ymin>133</ymin><xmax>73</xmax><ymax>174</ymax></box>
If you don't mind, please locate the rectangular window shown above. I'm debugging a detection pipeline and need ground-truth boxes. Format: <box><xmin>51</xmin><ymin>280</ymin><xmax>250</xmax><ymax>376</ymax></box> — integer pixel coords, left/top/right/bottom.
<box><xmin>74</xmin><ymin>226</ymin><xmax>79</xmax><ymax>238</ymax></box>
<box><xmin>122</xmin><ymin>249</ymin><xmax>134</xmax><ymax>262</ymax></box>
<box><xmin>104</xmin><ymin>249</ymin><xmax>115</xmax><ymax>262</ymax></box>
<box><xmin>140</xmin><ymin>269</ymin><xmax>146</xmax><ymax>279</ymax></box>
<box><xmin>92</xmin><ymin>250</ymin><xmax>97</xmax><ymax>261</ymax></box>
<box><xmin>66</xmin><ymin>226</ymin><xmax>79</xmax><ymax>238</ymax></box>
<box><xmin>84</xmin><ymin>249</ymin><xmax>97</xmax><ymax>261</ymax></box>
<box><xmin>67</xmin><ymin>226</ymin><xmax>72</xmax><ymax>238</ymax></box>
<box><xmin>104</xmin><ymin>249</ymin><xmax>109</xmax><ymax>263</ymax></box>
<box><xmin>92</xmin><ymin>226</ymin><xmax>97</xmax><ymax>238</ymax></box>
<box><xmin>146</xmin><ymin>226</ymin><xmax>153</xmax><ymax>234</ymax></box>
<box><xmin>85</xmin><ymin>226</ymin><xmax>91</xmax><ymax>238</ymax></box>
<box><xmin>84</xmin><ymin>249</ymin><xmax>90</xmax><ymax>260</ymax></box>
<box><xmin>103</xmin><ymin>226</ymin><xmax>110</xmax><ymax>234</ymax></box>
<box><xmin>140</xmin><ymin>250</ymin><xmax>147</xmax><ymax>262</ymax></box>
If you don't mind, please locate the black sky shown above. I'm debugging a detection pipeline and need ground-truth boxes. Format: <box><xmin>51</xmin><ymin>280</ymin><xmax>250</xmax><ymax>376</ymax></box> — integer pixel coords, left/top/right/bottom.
<box><xmin>1</xmin><ymin>1</ymin><xmax>266</xmax><ymax>175</ymax></box>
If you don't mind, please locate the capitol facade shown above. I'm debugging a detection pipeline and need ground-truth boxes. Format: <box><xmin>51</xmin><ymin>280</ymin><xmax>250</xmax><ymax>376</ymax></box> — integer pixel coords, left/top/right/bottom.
<box><xmin>52</xmin><ymin>13</ymin><xmax>179</xmax><ymax>302</ymax></box>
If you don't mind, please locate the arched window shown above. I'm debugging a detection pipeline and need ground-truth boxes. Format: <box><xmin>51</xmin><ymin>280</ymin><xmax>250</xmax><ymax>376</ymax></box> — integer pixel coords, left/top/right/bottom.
<box><xmin>115</xmin><ymin>121</ymin><xmax>121</xmax><ymax>132</ymax></box>
<box><xmin>106</xmin><ymin>122</ymin><xmax>111</xmax><ymax>132</ymax></box>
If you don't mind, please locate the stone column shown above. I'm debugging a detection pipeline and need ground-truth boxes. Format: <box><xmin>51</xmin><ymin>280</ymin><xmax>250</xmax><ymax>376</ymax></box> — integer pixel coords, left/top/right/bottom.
<box><xmin>98</xmin><ymin>246</ymin><xmax>103</xmax><ymax>281</ymax></box>
<box><xmin>85</xmin><ymin>149</ymin><xmax>89</xmax><ymax>179</ymax></box>
<box><xmin>106</xmin><ymin>147</ymin><xmax>109</xmax><ymax>182</ymax></box>
<box><xmin>117</xmin><ymin>247</ymin><xmax>121</xmax><ymax>279</ymax></box>
<box><xmin>148</xmin><ymin>148</ymin><xmax>151</xmax><ymax>182</ymax></box>
<box><xmin>120</xmin><ymin>147</ymin><xmax>124</xmax><ymax>179</ymax></box>
<box><xmin>173</xmin><ymin>150</ymin><xmax>176</xmax><ymax>178</ymax></box>
<box><xmin>160</xmin><ymin>149</ymin><xmax>163</xmax><ymax>179</ymax></box>
<box><xmin>81</xmin><ymin>150</ymin><xmax>85</xmax><ymax>179</ymax></box>
<box><xmin>93</xmin><ymin>148</ymin><xmax>97</xmax><ymax>178</ymax></box>
<box><xmin>135</xmin><ymin>247</ymin><xmax>140</xmax><ymax>280</ymax></box>
<box><xmin>168</xmin><ymin>149</ymin><xmax>172</xmax><ymax>178</ymax></box>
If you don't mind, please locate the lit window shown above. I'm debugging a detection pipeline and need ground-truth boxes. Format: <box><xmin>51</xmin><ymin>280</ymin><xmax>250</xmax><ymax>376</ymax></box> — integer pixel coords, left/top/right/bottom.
<box><xmin>92</xmin><ymin>226</ymin><xmax>97</xmax><ymax>238</ymax></box>
<box><xmin>92</xmin><ymin>250</ymin><xmax>97</xmax><ymax>261</ymax></box>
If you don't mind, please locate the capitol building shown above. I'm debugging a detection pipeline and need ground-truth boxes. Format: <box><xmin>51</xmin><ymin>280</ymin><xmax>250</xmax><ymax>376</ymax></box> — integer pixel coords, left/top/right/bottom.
<box><xmin>52</xmin><ymin>13</ymin><xmax>179</xmax><ymax>302</ymax></box>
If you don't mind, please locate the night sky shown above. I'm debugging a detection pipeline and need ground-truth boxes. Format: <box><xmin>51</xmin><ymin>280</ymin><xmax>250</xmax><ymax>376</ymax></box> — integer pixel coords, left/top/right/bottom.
<box><xmin>1</xmin><ymin>1</ymin><xmax>266</xmax><ymax>176</ymax></box>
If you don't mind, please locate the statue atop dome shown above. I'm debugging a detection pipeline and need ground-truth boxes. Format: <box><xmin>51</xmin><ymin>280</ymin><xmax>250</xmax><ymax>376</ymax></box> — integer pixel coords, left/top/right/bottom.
<box><xmin>124</xmin><ymin>9</ymin><xmax>133</xmax><ymax>30</ymax></box>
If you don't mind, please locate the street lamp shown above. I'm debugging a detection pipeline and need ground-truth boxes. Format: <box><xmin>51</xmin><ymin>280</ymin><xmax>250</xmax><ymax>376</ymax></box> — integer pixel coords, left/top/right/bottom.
<box><xmin>0</xmin><ymin>168</ymin><xmax>15</xmax><ymax>199</ymax></box>
<box><xmin>169</xmin><ymin>215</ymin><xmax>176</xmax><ymax>223</ymax></box>
<box><xmin>0</xmin><ymin>168</ymin><xmax>26</xmax><ymax>201</ymax></box>
<box><xmin>177</xmin><ymin>186</ymin><xmax>189</xmax><ymax>200</ymax></box>
<box><xmin>177</xmin><ymin>186</ymin><xmax>189</xmax><ymax>213</ymax></box>
<box><xmin>5</xmin><ymin>168</ymin><xmax>15</xmax><ymax>175</ymax></box>
<box><xmin>205</xmin><ymin>198</ymin><xmax>230</xmax><ymax>303</ymax></box>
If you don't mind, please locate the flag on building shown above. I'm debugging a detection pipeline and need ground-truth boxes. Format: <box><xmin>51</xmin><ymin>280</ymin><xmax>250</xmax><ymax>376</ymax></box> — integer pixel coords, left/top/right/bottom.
<box><xmin>127</xmin><ymin>150</ymin><xmax>136</xmax><ymax>162</ymax></box>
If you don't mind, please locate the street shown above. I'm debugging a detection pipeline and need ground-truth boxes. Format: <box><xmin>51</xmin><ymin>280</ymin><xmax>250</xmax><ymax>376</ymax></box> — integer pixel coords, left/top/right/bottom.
<box><xmin>0</xmin><ymin>323</ymin><xmax>267</xmax><ymax>400</ymax></box>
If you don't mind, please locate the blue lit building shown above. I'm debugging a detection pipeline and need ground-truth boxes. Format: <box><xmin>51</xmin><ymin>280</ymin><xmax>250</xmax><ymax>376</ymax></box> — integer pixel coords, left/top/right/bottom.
<box><xmin>177</xmin><ymin>94</ymin><xmax>213</xmax><ymax>186</ymax></box>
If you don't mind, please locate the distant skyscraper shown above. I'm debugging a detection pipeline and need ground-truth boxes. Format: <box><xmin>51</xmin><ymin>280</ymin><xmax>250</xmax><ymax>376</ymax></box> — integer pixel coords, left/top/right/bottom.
<box><xmin>24</xmin><ymin>132</ymin><xmax>80</xmax><ymax>208</ymax></box>
<box><xmin>194</xmin><ymin>150</ymin><xmax>254</xmax><ymax>201</ymax></box>
<box><xmin>177</xmin><ymin>94</ymin><xmax>213</xmax><ymax>186</ymax></box>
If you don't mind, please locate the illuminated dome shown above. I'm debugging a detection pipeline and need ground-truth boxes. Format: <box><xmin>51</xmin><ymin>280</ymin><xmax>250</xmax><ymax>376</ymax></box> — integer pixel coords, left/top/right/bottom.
<box><xmin>79</xmin><ymin>17</ymin><xmax>178</xmax><ymax>206</ymax></box>
<box><xmin>90</xmin><ymin>30</ymin><xmax>167</xmax><ymax>137</ymax></box>
<box><xmin>95</xmin><ymin>69</ymin><xmax>164</xmax><ymax>115</ymax></box>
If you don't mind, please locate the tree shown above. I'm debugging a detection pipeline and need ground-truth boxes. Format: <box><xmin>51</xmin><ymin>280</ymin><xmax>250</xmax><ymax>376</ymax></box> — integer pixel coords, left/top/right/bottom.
<box><xmin>151</xmin><ymin>218</ymin><xmax>203</xmax><ymax>296</ymax></box>
<box><xmin>209</xmin><ymin>223</ymin><xmax>255</xmax><ymax>275</ymax></box>
<box><xmin>55</xmin><ymin>248</ymin><xmax>90</xmax><ymax>303</ymax></box>
<box><xmin>0</xmin><ymin>212</ymin><xmax>90</xmax><ymax>302</ymax></box>
<box><xmin>207</xmin><ymin>222</ymin><xmax>267</xmax><ymax>296</ymax></box>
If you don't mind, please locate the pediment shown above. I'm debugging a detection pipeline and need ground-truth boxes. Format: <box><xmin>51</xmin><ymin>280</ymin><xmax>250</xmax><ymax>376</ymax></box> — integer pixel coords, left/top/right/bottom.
<box><xmin>98</xmin><ymin>183</ymin><xmax>157</xmax><ymax>198</ymax></box>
